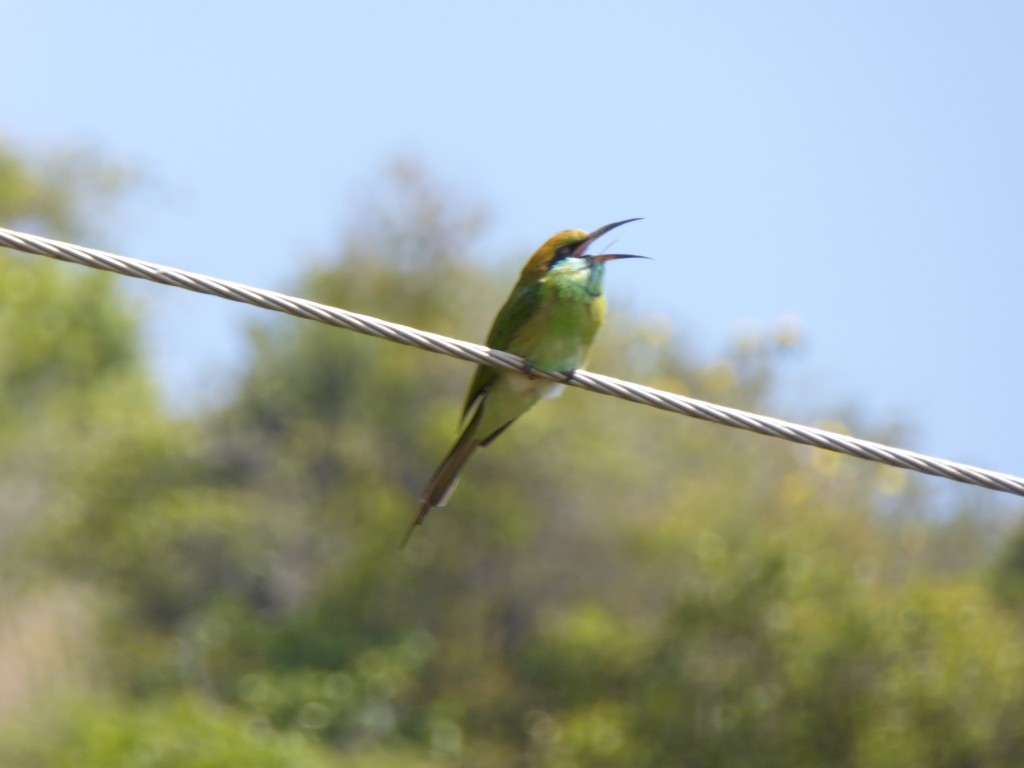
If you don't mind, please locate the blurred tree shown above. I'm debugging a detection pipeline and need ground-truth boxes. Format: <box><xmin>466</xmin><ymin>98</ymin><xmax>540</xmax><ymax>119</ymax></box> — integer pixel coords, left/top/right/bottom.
<box><xmin>0</xmin><ymin>138</ymin><xmax>184</xmax><ymax>738</ymax></box>
<box><xmin>0</xmin><ymin>139</ymin><xmax>130</xmax><ymax>238</ymax></box>
<box><xmin>3</xmin><ymin>150</ymin><xmax>1023</xmax><ymax>767</ymax></box>
<box><xmin>0</xmin><ymin>695</ymin><xmax>350</xmax><ymax>768</ymax></box>
<box><xmin>0</xmin><ymin>139</ymin><xmax>144</xmax><ymax>582</ymax></box>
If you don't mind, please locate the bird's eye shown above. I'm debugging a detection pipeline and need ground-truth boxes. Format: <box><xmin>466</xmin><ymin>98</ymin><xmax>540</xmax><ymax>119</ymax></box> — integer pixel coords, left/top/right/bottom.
<box><xmin>554</xmin><ymin>244</ymin><xmax>576</xmax><ymax>261</ymax></box>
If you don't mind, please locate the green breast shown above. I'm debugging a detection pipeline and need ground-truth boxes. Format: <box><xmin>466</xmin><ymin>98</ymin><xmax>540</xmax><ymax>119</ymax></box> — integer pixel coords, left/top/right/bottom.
<box><xmin>508</xmin><ymin>270</ymin><xmax>606</xmax><ymax>372</ymax></box>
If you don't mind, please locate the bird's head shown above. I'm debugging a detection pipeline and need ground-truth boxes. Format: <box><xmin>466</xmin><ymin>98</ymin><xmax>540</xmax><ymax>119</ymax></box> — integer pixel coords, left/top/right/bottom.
<box><xmin>518</xmin><ymin>218</ymin><xmax>647</xmax><ymax>285</ymax></box>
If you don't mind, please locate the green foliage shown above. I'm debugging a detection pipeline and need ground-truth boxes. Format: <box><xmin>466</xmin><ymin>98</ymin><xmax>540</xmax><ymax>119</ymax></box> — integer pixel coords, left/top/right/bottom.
<box><xmin>0</xmin><ymin>138</ymin><xmax>132</xmax><ymax>237</ymax></box>
<box><xmin>0</xmin><ymin>141</ymin><xmax>159</xmax><ymax>591</ymax></box>
<box><xmin>0</xmin><ymin>693</ymin><xmax>440</xmax><ymax>768</ymax></box>
<box><xmin>2</xmin><ymin>150</ymin><xmax>1024</xmax><ymax>766</ymax></box>
<box><xmin>3</xmin><ymin>695</ymin><xmax>342</xmax><ymax>768</ymax></box>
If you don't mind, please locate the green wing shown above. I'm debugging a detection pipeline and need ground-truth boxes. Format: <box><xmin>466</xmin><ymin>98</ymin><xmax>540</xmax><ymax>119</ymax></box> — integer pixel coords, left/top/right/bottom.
<box><xmin>460</xmin><ymin>282</ymin><xmax>542</xmax><ymax>422</ymax></box>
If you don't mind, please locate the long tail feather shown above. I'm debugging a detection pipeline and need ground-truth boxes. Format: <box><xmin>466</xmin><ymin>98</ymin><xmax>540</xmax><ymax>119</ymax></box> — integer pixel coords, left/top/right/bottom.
<box><xmin>401</xmin><ymin>414</ymin><xmax>482</xmax><ymax>548</ymax></box>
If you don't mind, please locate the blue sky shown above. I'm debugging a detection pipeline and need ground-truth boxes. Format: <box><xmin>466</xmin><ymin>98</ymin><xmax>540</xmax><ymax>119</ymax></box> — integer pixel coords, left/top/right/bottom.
<box><xmin>4</xmin><ymin>2</ymin><xmax>1023</xmax><ymax>493</ymax></box>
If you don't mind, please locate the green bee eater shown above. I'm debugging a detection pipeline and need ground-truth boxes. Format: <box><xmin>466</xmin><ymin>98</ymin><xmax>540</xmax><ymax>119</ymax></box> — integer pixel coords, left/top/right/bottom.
<box><xmin>402</xmin><ymin>218</ymin><xmax>646</xmax><ymax>547</ymax></box>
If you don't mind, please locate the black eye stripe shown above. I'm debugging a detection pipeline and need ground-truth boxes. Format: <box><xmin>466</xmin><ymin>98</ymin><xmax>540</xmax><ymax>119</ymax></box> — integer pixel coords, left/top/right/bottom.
<box><xmin>552</xmin><ymin>243</ymin><xmax>582</xmax><ymax>264</ymax></box>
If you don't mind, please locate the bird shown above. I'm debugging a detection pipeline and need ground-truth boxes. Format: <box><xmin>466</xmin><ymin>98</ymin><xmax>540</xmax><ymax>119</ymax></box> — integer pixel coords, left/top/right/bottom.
<box><xmin>401</xmin><ymin>218</ymin><xmax>647</xmax><ymax>547</ymax></box>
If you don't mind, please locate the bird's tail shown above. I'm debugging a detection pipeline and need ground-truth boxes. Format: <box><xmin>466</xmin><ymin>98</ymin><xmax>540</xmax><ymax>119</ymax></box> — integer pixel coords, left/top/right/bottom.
<box><xmin>401</xmin><ymin>414</ymin><xmax>482</xmax><ymax>549</ymax></box>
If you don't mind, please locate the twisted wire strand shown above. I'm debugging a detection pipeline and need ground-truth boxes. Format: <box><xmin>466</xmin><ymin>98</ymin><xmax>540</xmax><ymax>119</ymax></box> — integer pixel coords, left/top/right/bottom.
<box><xmin>2</xmin><ymin>225</ymin><xmax>1022</xmax><ymax>499</ymax></box>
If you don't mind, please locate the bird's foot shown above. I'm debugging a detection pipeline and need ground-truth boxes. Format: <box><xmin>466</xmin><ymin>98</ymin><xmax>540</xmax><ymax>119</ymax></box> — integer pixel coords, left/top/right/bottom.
<box><xmin>522</xmin><ymin>365</ymin><xmax>576</xmax><ymax>383</ymax></box>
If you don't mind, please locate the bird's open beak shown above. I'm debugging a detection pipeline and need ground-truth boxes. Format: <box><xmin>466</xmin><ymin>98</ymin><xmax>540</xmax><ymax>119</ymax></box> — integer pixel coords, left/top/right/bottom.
<box><xmin>592</xmin><ymin>253</ymin><xmax>650</xmax><ymax>263</ymax></box>
<box><xmin>572</xmin><ymin>218</ymin><xmax>648</xmax><ymax>261</ymax></box>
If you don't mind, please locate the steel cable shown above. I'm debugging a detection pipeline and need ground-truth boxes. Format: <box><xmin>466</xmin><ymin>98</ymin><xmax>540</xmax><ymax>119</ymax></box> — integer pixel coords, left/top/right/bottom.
<box><xmin>2</xmin><ymin>225</ymin><xmax>1021</xmax><ymax>498</ymax></box>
